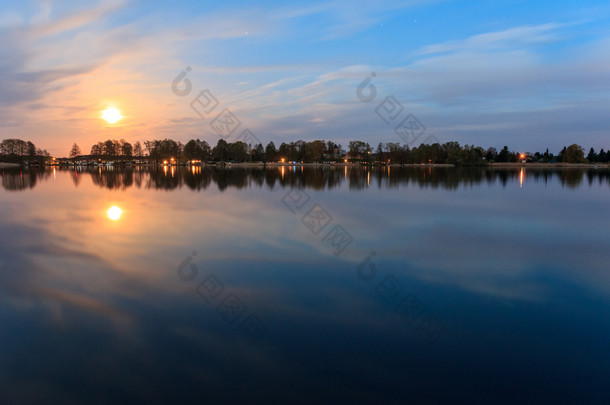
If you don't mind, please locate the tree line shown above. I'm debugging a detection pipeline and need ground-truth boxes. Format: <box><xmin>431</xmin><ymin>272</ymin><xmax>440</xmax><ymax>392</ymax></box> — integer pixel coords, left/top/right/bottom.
<box><xmin>78</xmin><ymin>138</ymin><xmax>609</xmax><ymax>165</ymax></box>
<box><xmin>0</xmin><ymin>139</ymin><xmax>50</xmax><ymax>163</ymax></box>
<box><xmin>3</xmin><ymin>136</ymin><xmax>609</xmax><ymax>165</ymax></box>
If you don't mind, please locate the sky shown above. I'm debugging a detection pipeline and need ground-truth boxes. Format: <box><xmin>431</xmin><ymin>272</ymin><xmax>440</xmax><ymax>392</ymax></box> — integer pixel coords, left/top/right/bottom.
<box><xmin>0</xmin><ymin>0</ymin><xmax>609</xmax><ymax>156</ymax></box>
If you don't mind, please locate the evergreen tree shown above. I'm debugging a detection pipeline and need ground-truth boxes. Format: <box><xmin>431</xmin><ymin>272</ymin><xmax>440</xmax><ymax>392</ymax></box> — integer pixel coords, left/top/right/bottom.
<box><xmin>497</xmin><ymin>146</ymin><xmax>511</xmax><ymax>162</ymax></box>
<box><xmin>558</xmin><ymin>146</ymin><xmax>567</xmax><ymax>162</ymax></box>
<box><xmin>265</xmin><ymin>142</ymin><xmax>278</xmax><ymax>162</ymax></box>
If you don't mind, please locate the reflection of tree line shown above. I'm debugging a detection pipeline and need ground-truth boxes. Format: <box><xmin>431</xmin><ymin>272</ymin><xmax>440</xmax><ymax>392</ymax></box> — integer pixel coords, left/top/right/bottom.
<box><xmin>90</xmin><ymin>167</ymin><xmax>346</xmax><ymax>191</ymax></box>
<box><xmin>1</xmin><ymin>168</ymin><xmax>51</xmax><ymax>191</ymax></box>
<box><xmin>2</xmin><ymin>166</ymin><xmax>610</xmax><ymax>191</ymax></box>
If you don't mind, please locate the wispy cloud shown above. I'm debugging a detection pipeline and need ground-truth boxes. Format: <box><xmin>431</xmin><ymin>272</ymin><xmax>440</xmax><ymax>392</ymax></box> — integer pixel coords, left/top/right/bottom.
<box><xmin>418</xmin><ymin>23</ymin><xmax>564</xmax><ymax>55</ymax></box>
<box><xmin>29</xmin><ymin>0</ymin><xmax>125</xmax><ymax>37</ymax></box>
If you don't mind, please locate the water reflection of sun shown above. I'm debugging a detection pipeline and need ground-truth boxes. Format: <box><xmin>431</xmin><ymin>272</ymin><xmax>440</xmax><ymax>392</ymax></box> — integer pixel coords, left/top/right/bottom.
<box><xmin>107</xmin><ymin>205</ymin><xmax>123</xmax><ymax>221</ymax></box>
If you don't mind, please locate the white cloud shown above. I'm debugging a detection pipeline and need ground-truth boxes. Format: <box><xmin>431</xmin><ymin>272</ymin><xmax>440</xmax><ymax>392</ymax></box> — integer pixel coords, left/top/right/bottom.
<box><xmin>419</xmin><ymin>23</ymin><xmax>563</xmax><ymax>55</ymax></box>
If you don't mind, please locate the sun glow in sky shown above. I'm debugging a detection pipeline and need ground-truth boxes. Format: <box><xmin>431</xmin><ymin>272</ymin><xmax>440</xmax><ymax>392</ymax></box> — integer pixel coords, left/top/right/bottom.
<box><xmin>102</xmin><ymin>108</ymin><xmax>123</xmax><ymax>124</ymax></box>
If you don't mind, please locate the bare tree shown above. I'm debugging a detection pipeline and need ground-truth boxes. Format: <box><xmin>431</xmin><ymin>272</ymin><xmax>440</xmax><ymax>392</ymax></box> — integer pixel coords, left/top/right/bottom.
<box><xmin>69</xmin><ymin>143</ymin><xmax>82</xmax><ymax>158</ymax></box>
<box><xmin>133</xmin><ymin>141</ymin><xmax>143</xmax><ymax>158</ymax></box>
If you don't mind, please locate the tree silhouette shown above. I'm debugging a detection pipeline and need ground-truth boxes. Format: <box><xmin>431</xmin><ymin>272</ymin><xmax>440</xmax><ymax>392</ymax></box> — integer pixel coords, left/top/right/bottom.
<box><xmin>562</xmin><ymin>144</ymin><xmax>586</xmax><ymax>163</ymax></box>
<box><xmin>265</xmin><ymin>141</ymin><xmax>277</xmax><ymax>162</ymax></box>
<box><xmin>133</xmin><ymin>141</ymin><xmax>143</xmax><ymax>158</ymax></box>
<box><xmin>69</xmin><ymin>143</ymin><xmax>81</xmax><ymax>158</ymax></box>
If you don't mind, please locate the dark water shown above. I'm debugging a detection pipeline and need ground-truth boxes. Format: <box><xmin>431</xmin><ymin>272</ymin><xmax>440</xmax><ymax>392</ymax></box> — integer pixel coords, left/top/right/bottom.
<box><xmin>1</xmin><ymin>166</ymin><xmax>609</xmax><ymax>404</ymax></box>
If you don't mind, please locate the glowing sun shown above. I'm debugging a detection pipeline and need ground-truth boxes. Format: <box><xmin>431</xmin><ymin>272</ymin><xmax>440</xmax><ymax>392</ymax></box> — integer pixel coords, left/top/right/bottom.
<box><xmin>107</xmin><ymin>205</ymin><xmax>123</xmax><ymax>221</ymax></box>
<box><xmin>102</xmin><ymin>107</ymin><xmax>123</xmax><ymax>124</ymax></box>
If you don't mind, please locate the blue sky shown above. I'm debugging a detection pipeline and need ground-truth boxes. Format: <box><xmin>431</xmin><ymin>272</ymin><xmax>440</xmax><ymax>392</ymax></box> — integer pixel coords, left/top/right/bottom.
<box><xmin>1</xmin><ymin>0</ymin><xmax>609</xmax><ymax>155</ymax></box>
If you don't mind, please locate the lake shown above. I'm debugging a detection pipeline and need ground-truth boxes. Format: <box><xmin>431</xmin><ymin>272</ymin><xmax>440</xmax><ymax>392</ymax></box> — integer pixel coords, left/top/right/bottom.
<box><xmin>1</xmin><ymin>166</ymin><xmax>609</xmax><ymax>404</ymax></box>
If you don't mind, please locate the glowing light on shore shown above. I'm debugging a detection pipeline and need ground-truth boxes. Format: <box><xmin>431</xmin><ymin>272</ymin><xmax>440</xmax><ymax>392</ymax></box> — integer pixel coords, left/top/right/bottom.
<box><xmin>107</xmin><ymin>205</ymin><xmax>123</xmax><ymax>221</ymax></box>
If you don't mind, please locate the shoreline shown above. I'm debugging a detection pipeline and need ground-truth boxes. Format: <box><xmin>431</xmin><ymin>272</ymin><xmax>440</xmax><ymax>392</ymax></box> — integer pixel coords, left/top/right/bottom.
<box><xmin>235</xmin><ymin>162</ymin><xmax>457</xmax><ymax>167</ymax></box>
<box><xmin>3</xmin><ymin>161</ymin><xmax>608</xmax><ymax>169</ymax></box>
<box><xmin>488</xmin><ymin>162</ymin><xmax>608</xmax><ymax>168</ymax></box>
<box><xmin>216</xmin><ymin>162</ymin><xmax>607</xmax><ymax>168</ymax></box>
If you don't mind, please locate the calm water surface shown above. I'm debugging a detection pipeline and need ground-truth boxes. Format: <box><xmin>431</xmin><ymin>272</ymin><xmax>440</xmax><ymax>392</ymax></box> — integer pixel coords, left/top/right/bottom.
<box><xmin>1</xmin><ymin>166</ymin><xmax>609</xmax><ymax>404</ymax></box>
